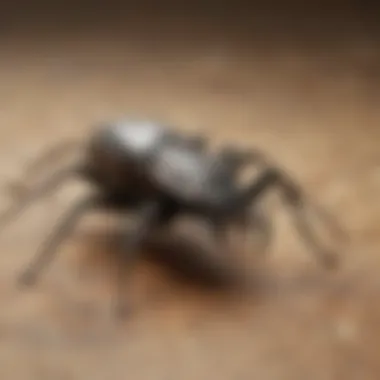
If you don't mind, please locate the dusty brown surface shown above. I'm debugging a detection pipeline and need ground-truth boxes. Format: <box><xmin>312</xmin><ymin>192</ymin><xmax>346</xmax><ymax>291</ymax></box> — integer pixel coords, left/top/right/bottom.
<box><xmin>0</xmin><ymin>8</ymin><xmax>380</xmax><ymax>379</ymax></box>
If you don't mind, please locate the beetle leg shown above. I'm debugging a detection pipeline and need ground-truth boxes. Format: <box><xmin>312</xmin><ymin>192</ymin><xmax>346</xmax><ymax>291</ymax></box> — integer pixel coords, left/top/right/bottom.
<box><xmin>271</xmin><ymin>172</ymin><xmax>344</xmax><ymax>269</ymax></box>
<box><xmin>17</xmin><ymin>194</ymin><xmax>101</xmax><ymax>287</ymax></box>
<box><xmin>24</xmin><ymin>140</ymin><xmax>80</xmax><ymax>180</ymax></box>
<box><xmin>286</xmin><ymin>200</ymin><xmax>341</xmax><ymax>270</ymax></box>
<box><xmin>0</xmin><ymin>164</ymin><xmax>84</xmax><ymax>235</ymax></box>
<box><xmin>2</xmin><ymin>140</ymin><xmax>81</xmax><ymax>202</ymax></box>
<box><xmin>237</xmin><ymin>168</ymin><xmax>342</xmax><ymax>269</ymax></box>
<box><xmin>114</xmin><ymin>200</ymin><xmax>165</xmax><ymax>319</ymax></box>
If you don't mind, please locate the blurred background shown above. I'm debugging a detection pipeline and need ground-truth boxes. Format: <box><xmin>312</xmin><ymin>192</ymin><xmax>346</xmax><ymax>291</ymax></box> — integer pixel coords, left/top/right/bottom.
<box><xmin>0</xmin><ymin>1</ymin><xmax>380</xmax><ymax>379</ymax></box>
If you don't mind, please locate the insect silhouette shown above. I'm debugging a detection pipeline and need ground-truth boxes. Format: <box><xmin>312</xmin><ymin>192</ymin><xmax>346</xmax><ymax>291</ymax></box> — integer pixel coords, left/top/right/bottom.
<box><xmin>0</xmin><ymin>118</ymin><xmax>346</xmax><ymax>318</ymax></box>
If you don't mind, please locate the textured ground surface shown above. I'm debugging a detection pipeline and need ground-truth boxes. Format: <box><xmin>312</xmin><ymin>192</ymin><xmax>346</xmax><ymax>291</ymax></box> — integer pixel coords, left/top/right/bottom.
<box><xmin>0</xmin><ymin>10</ymin><xmax>380</xmax><ymax>380</ymax></box>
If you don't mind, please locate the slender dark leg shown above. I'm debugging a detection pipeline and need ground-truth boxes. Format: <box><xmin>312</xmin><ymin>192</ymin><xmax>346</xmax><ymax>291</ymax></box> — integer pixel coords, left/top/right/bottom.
<box><xmin>239</xmin><ymin>168</ymin><xmax>341</xmax><ymax>269</ymax></box>
<box><xmin>114</xmin><ymin>200</ymin><xmax>164</xmax><ymax>319</ymax></box>
<box><xmin>24</xmin><ymin>140</ymin><xmax>80</xmax><ymax>179</ymax></box>
<box><xmin>272</xmin><ymin>173</ymin><xmax>341</xmax><ymax>269</ymax></box>
<box><xmin>2</xmin><ymin>141</ymin><xmax>80</xmax><ymax>202</ymax></box>
<box><xmin>289</xmin><ymin>205</ymin><xmax>340</xmax><ymax>270</ymax></box>
<box><xmin>17</xmin><ymin>194</ymin><xmax>99</xmax><ymax>287</ymax></box>
<box><xmin>0</xmin><ymin>164</ymin><xmax>82</xmax><ymax>235</ymax></box>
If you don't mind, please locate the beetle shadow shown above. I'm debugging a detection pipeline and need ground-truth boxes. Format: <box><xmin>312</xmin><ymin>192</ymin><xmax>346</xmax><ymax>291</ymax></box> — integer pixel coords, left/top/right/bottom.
<box><xmin>75</xmin><ymin>226</ymin><xmax>253</xmax><ymax>298</ymax></box>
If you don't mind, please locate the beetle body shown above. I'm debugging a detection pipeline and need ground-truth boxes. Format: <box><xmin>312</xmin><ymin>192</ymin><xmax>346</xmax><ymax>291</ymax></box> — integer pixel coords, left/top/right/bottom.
<box><xmin>0</xmin><ymin>117</ymin><xmax>344</xmax><ymax>319</ymax></box>
<box><xmin>83</xmin><ymin>119</ymin><xmax>208</xmax><ymax>200</ymax></box>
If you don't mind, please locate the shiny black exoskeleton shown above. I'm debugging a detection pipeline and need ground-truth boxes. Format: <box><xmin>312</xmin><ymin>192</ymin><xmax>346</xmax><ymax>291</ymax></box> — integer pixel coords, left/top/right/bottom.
<box><xmin>0</xmin><ymin>117</ymin><xmax>345</xmax><ymax>318</ymax></box>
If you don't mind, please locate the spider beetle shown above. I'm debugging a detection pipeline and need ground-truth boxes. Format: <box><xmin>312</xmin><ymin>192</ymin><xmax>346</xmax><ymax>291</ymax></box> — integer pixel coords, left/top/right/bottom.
<box><xmin>0</xmin><ymin>117</ymin><xmax>346</xmax><ymax>318</ymax></box>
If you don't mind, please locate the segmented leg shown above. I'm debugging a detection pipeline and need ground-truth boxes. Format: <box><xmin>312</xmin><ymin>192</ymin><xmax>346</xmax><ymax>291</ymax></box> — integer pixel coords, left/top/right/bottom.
<box><xmin>239</xmin><ymin>168</ymin><xmax>342</xmax><ymax>269</ymax></box>
<box><xmin>17</xmin><ymin>194</ymin><xmax>100</xmax><ymax>287</ymax></box>
<box><xmin>24</xmin><ymin>140</ymin><xmax>80</xmax><ymax>179</ymax></box>
<box><xmin>114</xmin><ymin>200</ymin><xmax>166</xmax><ymax>319</ymax></box>
<box><xmin>0</xmin><ymin>164</ymin><xmax>83</xmax><ymax>235</ymax></box>
<box><xmin>2</xmin><ymin>140</ymin><xmax>80</xmax><ymax>203</ymax></box>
